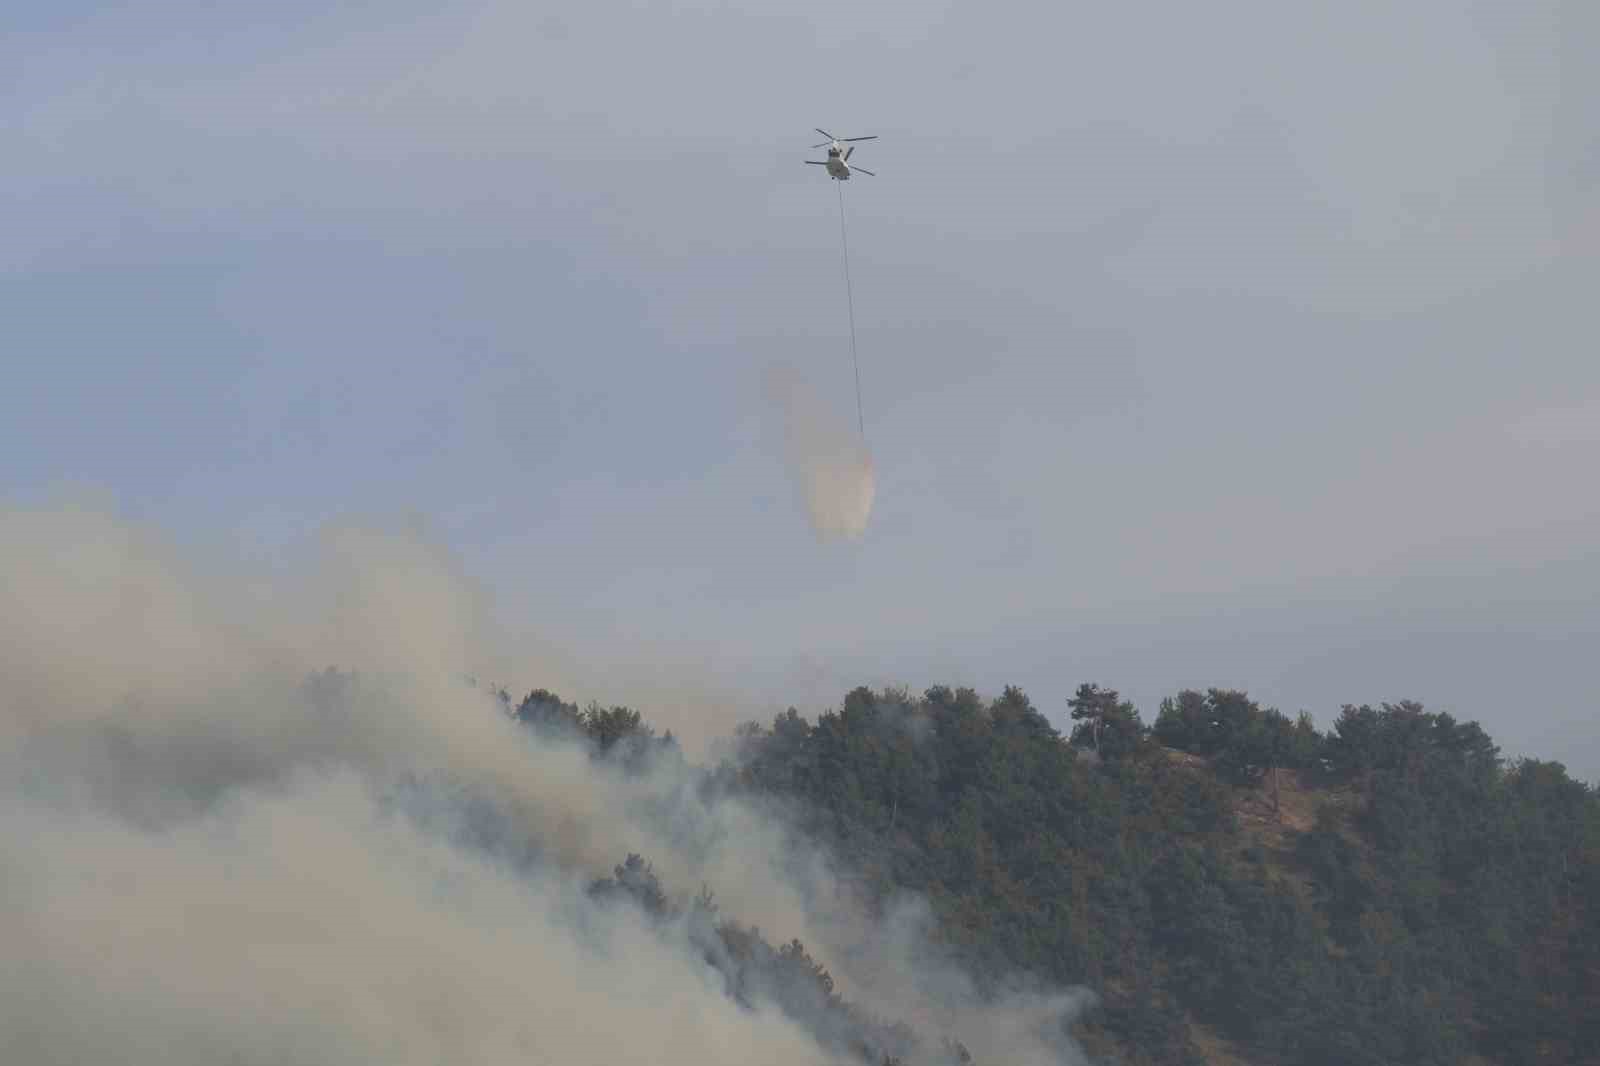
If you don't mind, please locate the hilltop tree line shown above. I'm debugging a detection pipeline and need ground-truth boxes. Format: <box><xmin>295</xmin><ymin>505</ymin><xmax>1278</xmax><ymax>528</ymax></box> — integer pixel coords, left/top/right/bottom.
<box><xmin>498</xmin><ymin>680</ymin><xmax>1599</xmax><ymax>1066</ymax></box>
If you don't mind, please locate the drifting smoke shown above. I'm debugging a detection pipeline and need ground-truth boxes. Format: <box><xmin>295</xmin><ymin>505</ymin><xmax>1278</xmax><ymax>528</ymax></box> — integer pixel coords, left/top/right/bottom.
<box><xmin>767</xmin><ymin>364</ymin><xmax>877</xmax><ymax>542</ymax></box>
<box><xmin>0</xmin><ymin>500</ymin><xmax>1088</xmax><ymax>1066</ymax></box>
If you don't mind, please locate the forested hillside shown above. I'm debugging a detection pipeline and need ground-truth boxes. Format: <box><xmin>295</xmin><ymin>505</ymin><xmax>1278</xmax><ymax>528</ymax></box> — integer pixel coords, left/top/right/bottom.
<box><xmin>509</xmin><ymin>683</ymin><xmax>1600</xmax><ymax>1066</ymax></box>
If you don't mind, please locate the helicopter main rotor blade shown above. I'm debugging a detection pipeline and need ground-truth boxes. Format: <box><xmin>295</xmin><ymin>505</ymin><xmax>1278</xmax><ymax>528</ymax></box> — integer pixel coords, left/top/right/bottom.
<box><xmin>805</xmin><ymin>160</ymin><xmax>827</xmax><ymax>165</ymax></box>
<box><xmin>811</xmin><ymin>141</ymin><xmax>833</xmax><ymax>148</ymax></box>
<box><xmin>850</xmin><ymin>166</ymin><xmax>876</xmax><ymax>176</ymax></box>
<box><xmin>840</xmin><ymin>136</ymin><xmax>878</xmax><ymax>142</ymax></box>
<box><xmin>814</xmin><ymin>128</ymin><xmax>835</xmax><ymax>141</ymax></box>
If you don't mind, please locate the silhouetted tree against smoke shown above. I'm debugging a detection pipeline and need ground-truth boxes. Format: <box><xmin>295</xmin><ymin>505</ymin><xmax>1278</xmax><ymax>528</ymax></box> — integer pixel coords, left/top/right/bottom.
<box><xmin>509</xmin><ymin>687</ymin><xmax>679</xmax><ymax>770</ymax></box>
<box><xmin>580</xmin><ymin>846</ymin><xmax>961</xmax><ymax>1066</ymax></box>
<box><xmin>512</xmin><ymin>687</ymin><xmax>584</xmax><ymax>735</ymax></box>
<box><xmin>587</xmin><ymin>853</ymin><xmax>669</xmax><ymax>917</ymax></box>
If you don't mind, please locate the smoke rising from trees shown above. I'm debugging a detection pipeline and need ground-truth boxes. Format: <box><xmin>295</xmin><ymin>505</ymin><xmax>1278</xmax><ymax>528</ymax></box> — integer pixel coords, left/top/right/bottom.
<box><xmin>0</xmin><ymin>500</ymin><xmax>1085</xmax><ymax>1066</ymax></box>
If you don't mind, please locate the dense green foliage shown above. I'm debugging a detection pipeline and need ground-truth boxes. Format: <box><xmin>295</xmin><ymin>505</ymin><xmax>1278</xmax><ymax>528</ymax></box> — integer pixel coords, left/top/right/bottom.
<box><xmin>510</xmin><ymin>682</ymin><xmax>1599</xmax><ymax>1066</ymax></box>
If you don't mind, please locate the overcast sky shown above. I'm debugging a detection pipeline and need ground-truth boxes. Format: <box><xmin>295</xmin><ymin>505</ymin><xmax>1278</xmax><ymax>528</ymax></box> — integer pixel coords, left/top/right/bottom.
<box><xmin>6</xmin><ymin>0</ymin><xmax>1597</xmax><ymax>780</ymax></box>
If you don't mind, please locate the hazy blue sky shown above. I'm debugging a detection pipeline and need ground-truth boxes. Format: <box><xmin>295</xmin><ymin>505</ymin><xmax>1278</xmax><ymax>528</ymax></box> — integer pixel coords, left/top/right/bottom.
<box><xmin>6</xmin><ymin>1</ymin><xmax>1597</xmax><ymax>778</ymax></box>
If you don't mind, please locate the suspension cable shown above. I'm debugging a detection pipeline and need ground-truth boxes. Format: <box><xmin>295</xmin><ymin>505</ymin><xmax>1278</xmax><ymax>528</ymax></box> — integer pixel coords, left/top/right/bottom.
<box><xmin>836</xmin><ymin>179</ymin><xmax>866</xmax><ymax>444</ymax></box>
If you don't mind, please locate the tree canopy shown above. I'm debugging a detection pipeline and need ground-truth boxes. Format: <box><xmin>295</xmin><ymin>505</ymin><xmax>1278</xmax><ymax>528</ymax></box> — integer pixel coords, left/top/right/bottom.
<box><xmin>502</xmin><ymin>681</ymin><xmax>1598</xmax><ymax>1066</ymax></box>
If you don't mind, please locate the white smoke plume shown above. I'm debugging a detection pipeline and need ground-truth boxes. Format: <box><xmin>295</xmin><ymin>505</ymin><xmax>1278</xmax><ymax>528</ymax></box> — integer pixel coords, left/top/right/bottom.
<box><xmin>0</xmin><ymin>499</ymin><xmax>1087</xmax><ymax>1066</ymax></box>
<box><xmin>766</xmin><ymin>364</ymin><xmax>877</xmax><ymax>542</ymax></box>
<box><xmin>1</xmin><ymin>769</ymin><xmax>836</xmax><ymax>1066</ymax></box>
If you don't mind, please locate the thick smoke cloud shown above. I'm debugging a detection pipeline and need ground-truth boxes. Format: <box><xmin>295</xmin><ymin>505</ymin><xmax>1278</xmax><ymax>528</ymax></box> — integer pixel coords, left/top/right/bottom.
<box><xmin>1</xmin><ymin>501</ymin><xmax>1085</xmax><ymax>1066</ymax></box>
<box><xmin>2</xmin><ymin>770</ymin><xmax>838</xmax><ymax>1066</ymax></box>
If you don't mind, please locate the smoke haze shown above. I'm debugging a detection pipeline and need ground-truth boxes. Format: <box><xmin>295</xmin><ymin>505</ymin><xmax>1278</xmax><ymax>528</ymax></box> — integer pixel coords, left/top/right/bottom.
<box><xmin>0</xmin><ymin>500</ymin><xmax>1086</xmax><ymax>1066</ymax></box>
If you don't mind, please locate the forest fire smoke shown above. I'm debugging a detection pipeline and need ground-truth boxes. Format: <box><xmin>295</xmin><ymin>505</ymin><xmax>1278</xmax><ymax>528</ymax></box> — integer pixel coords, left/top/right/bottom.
<box><xmin>0</xmin><ymin>501</ymin><xmax>1086</xmax><ymax>1066</ymax></box>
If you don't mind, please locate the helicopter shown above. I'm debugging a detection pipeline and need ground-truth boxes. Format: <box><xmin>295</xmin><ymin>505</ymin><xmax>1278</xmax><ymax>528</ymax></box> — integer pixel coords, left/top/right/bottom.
<box><xmin>805</xmin><ymin>129</ymin><xmax>877</xmax><ymax>180</ymax></box>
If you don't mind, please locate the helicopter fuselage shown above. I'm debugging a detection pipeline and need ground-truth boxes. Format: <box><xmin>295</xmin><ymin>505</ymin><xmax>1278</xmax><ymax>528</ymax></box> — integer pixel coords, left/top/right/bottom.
<box><xmin>808</xmin><ymin>131</ymin><xmax>875</xmax><ymax>180</ymax></box>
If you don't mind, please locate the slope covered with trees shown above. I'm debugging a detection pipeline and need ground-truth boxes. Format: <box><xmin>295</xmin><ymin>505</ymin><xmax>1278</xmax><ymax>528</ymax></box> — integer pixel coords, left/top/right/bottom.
<box><xmin>504</xmin><ymin>681</ymin><xmax>1600</xmax><ymax>1066</ymax></box>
